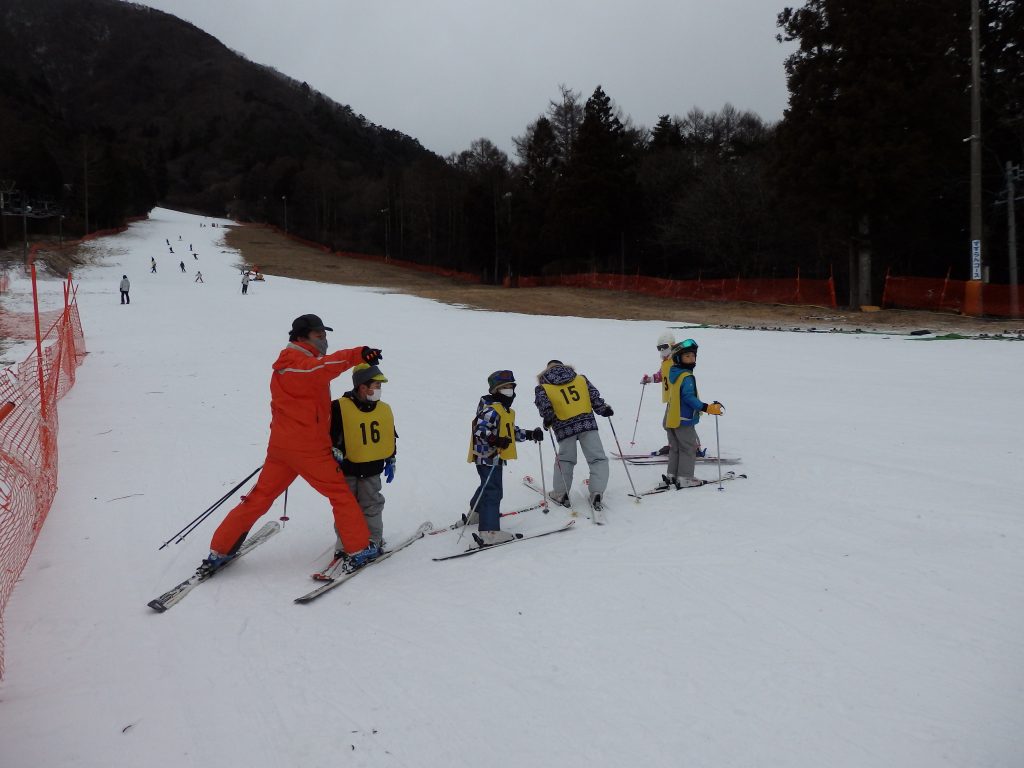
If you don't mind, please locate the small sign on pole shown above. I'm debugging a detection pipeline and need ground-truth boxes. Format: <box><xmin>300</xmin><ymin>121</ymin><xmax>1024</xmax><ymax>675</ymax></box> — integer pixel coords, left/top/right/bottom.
<box><xmin>971</xmin><ymin>239</ymin><xmax>982</xmax><ymax>281</ymax></box>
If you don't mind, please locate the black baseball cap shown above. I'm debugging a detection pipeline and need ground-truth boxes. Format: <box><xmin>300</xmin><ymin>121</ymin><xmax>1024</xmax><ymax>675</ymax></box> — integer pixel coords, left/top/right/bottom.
<box><xmin>290</xmin><ymin>314</ymin><xmax>333</xmax><ymax>336</ymax></box>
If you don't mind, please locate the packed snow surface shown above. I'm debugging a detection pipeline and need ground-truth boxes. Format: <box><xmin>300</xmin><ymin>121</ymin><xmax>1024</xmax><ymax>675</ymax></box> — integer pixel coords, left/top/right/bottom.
<box><xmin>1</xmin><ymin>209</ymin><xmax>1022</xmax><ymax>767</ymax></box>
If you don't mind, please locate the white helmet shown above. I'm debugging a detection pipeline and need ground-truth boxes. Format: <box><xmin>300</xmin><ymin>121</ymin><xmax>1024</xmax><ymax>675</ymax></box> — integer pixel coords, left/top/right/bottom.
<box><xmin>656</xmin><ymin>330</ymin><xmax>676</xmax><ymax>358</ymax></box>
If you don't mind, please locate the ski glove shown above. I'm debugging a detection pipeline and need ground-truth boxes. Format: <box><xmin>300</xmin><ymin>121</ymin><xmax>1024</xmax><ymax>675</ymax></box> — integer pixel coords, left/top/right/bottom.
<box><xmin>487</xmin><ymin>435</ymin><xmax>513</xmax><ymax>450</ymax></box>
<box><xmin>543</xmin><ymin>417</ymin><xmax>554</xmax><ymax>430</ymax></box>
<box><xmin>384</xmin><ymin>457</ymin><xmax>395</xmax><ymax>483</ymax></box>
<box><xmin>641</xmin><ymin>374</ymin><xmax>652</xmax><ymax>384</ymax></box>
<box><xmin>332</xmin><ymin>446</ymin><xmax>345</xmax><ymax>465</ymax></box>
<box><xmin>361</xmin><ymin>346</ymin><xmax>383</xmax><ymax>364</ymax></box>
<box><xmin>703</xmin><ymin>401</ymin><xmax>724</xmax><ymax>416</ymax></box>
<box><xmin>652</xmin><ymin>371</ymin><xmax>663</xmax><ymax>383</ymax></box>
<box><xmin>597</xmin><ymin>405</ymin><xmax>614</xmax><ymax>417</ymax></box>
<box><xmin>529</xmin><ymin>428</ymin><xmax>544</xmax><ymax>442</ymax></box>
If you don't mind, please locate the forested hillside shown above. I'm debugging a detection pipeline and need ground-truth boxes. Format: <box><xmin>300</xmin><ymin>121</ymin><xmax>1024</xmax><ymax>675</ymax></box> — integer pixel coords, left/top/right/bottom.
<box><xmin>1</xmin><ymin>0</ymin><xmax>1021</xmax><ymax>297</ymax></box>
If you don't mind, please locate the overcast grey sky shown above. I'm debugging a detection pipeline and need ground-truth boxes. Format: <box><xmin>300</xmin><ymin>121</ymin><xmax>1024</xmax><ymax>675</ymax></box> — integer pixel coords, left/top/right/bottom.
<box><xmin>134</xmin><ymin>0</ymin><xmax>796</xmax><ymax>157</ymax></box>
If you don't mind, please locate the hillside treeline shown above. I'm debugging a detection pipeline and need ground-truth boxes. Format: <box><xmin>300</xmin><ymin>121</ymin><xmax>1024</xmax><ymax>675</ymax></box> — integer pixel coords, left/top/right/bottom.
<box><xmin>1</xmin><ymin>0</ymin><xmax>1021</xmax><ymax>301</ymax></box>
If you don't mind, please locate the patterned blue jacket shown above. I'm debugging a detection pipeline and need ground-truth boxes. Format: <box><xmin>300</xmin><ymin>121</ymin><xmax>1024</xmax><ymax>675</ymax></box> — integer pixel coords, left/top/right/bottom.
<box><xmin>533</xmin><ymin>364</ymin><xmax>610</xmax><ymax>442</ymax></box>
<box><xmin>471</xmin><ymin>395</ymin><xmax>531</xmax><ymax>466</ymax></box>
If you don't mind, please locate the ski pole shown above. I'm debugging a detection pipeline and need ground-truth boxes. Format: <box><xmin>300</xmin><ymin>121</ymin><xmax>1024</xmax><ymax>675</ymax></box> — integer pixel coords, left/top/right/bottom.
<box><xmin>715</xmin><ymin>414</ymin><xmax>723</xmax><ymax>491</ymax></box>
<box><xmin>159</xmin><ymin>464</ymin><xmax>263</xmax><ymax>549</ymax></box>
<box><xmin>459</xmin><ymin>461</ymin><xmax>497</xmax><ymax>544</ymax></box>
<box><xmin>629</xmin><ymin>381</ymin><xmax>646</xmax><ymax>445</ymax></box>
<box><xmin>607</xmin><ymin>418</ymin><xmax>641</xmax><ymax>503</ymax></box>
<box><xmin>537</xmin><ymin>438</ymin><xmax>549</xmax><ymax>513</ymax></box>
<box><xmin>548</xmin><ymin>428</ymin><xmax>573</xmax><ymax>510</ymax></box>
<box><xmin>172</xmin><ymin>471</ymin><xmax>262</xmax><ymax>545</ymax></box>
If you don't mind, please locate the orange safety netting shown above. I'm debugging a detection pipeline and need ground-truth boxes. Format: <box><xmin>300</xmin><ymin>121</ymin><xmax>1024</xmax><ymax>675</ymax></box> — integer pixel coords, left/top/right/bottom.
<box><xmin>882</xmin><ymin>275</ymin><xmax>1023</xmax><ymax>318</ymax></box>
<box><xmin>516</xmin><ymin>272</ymin><xmax>837</xmax><ymax>307</ymax></box>
<box><xmin>0</xmin><ymin>275</ymin><xmax>85</xmax><ymax>678</ymax></box>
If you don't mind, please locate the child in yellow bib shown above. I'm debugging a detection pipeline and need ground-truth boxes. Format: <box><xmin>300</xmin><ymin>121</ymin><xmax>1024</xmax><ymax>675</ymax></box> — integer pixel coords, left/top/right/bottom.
<box><xmin>468</xmin><ymin>370</ymin><xmax>543</xmax><ymax>546</ymax></box>
<box><xmin>330</xmin><ymin>363</ymin><xmax>396</xmax><ymax>550</ymax></box>
<box><xmin>659</xmin><ymin>339</ymin><xmax>724</xmax><ymax>490</ymax></box>
<box><xmin>641</xmin><ymin>329</ymin><xmax>703</xmax><ymax>458</ymax></box>
<box><xmin>534</xmin><ymin>360</ymin><xmax>613</xmax><ymax>512</ymax></box>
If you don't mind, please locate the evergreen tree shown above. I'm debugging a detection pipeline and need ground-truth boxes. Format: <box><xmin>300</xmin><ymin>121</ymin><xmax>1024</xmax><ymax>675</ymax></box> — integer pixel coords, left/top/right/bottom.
<box><xmin>559</xmin><ymin>86</ymin><xmax>636</xmax><ymax>270</ymax></box>
<box><xmin>775</xmin><ymin>0</ymin><xmax>970</xmax><ymax>281</ymax></box>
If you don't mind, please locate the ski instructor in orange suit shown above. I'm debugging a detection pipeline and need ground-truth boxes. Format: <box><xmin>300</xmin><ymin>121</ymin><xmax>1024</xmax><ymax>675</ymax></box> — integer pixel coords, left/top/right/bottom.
<box><xmin>207</xmin><ymin>314</ymin><xmax>383</xmax><ymax>563</ymax></box>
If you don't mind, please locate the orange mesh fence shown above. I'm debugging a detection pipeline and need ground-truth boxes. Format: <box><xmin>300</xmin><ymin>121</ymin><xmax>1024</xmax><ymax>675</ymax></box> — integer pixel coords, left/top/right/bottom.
<box><xmin>0</xmin><ymin>276</ymin><xmax>85</xmax><ymax>678</ymax></box>
<box><xmin>882</xmin><ymin>275</ymin><xmax>1022</xmax><ymax>318</ymax></box>
<box><xmin>517</xmin><ymin>272</ymin><xmax>837</xmax><ymax>307</ymax></box>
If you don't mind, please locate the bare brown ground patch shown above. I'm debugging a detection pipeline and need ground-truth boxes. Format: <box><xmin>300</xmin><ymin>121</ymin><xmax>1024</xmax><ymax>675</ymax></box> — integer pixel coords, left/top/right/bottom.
<box><xmin>29</xmin><ymin>223</ymin><xmax>1002</xmax><ymax>334</ymax></box>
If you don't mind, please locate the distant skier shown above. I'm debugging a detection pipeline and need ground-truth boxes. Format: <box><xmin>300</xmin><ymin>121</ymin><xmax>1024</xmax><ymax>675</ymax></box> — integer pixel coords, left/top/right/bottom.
<box><xmin>169</xmin><ymin>247</ymin><xmax>174</xmax><ymax>254</ymax></box>
<box><xmin>467</xmin><ymin>370</ymin><xmax>543</xmax><ymax>545</ymax></box>
<box><xmin>179</xmin><ymin>260</ymin><xmax>186</xmax><ymax>273</ymax></box>
<box><xmin>150</xmin><ymin>258</ymin><xmax>157</xmax><ymax>274</ymax></box>
<box><xmin>658</xmin><ymin>339</ymin><xmax>723</xmax><ymax>490</ymax></box>
<box><xmin>241</xmin><ymin>273</ymin><xmax>249</xmax><ymax>294</ymax></box>
<box><xmin>330</xmin><ymin>363</ymin><xmax>395</xmax><ymax>553</ymax></box>
<box><xmin>189</xmin><ymin>244</ymin><xmax>193</xmax><ymax>252</ymax></box>
<box><xmin>198</xmin><ymin>315</ymin><xmax>383</xmax><ymax>576</ymax></box>
<box><xmin>534</xmin><ymin>360</ymin><xmax>612</xmax><ymax>511</ymax></box>
<box><xmin>194</xmin><ymin>271</ymin><xmax>203</xmax><ymax>283</ymax></box>
<box><xmin>193</xmin><ymin>252</ymin><xmax>198</xmax><ymax>260</ymax></box>
<box><xmin>165</xmin><ymin>238</ymin><xmax>169</xmax><ymax>246</ymax></box>
<box><xmin>119</xmin><ymin>275</ymin><xmax>130</xmax><ymax>304</ymax></box>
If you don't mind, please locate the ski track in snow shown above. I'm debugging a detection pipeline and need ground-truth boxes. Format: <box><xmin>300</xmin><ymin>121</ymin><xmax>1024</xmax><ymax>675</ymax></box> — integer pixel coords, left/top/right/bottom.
<box><xmin>1</xmin><ymin>208</ymin><xmax>1022</xmax><ymax>767</ymax></box>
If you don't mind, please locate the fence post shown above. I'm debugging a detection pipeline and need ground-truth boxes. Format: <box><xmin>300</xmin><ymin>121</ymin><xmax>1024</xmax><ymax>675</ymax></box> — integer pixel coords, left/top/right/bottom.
<box><xmin>938</xmin><ymin>266</ymin><xmax>952</xmax><ymax>312</ymax></box>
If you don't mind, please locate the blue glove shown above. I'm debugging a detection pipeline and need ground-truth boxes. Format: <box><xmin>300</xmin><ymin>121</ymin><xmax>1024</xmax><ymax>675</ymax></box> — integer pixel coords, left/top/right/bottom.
<box><xmin>332</xmin><ymin>447</ymin><xmax>345</xmax><ymax>465</ymax></box>
<box><xmin>384</xmin><ymin>457</ymin><xmax>395</xmax><ymax>484</ymax></box>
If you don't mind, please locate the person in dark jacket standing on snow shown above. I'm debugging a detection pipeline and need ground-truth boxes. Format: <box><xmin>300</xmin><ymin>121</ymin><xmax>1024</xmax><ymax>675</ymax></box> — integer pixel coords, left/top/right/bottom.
<box><xmin>119</xmin><ymin>275</ymin><xmax>130</xmax><ymax>304</ymax></box>
<box><xmin>199</xmin><ymin>314</ymin><xmax>384</xmax><ymax>575</ymax></box>
<box><xmin>329</xmin><ymin>363</ymin><xmax>395</xmax><ymax>552</ymax></box>
<box><xmin>534</xmin><ymin>360</ymin><xmax>613</xmax><ymax>511</ymax></box>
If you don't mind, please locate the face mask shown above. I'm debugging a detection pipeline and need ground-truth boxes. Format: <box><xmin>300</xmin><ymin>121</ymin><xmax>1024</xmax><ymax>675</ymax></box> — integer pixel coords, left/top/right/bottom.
<box><xmin>367</xmin><ymin>388</ymin><xmax>382</xmax><ymax>402</ymax></box>
<box><xmin>310</xmin><ymin>336</ymin><xmax>328</xmax><ymax>355</ymax></box>
<box><xmin>498</xmin><ymin>387</ymin><xmax>515</xmax><ymax>398</ymax></box>
<box><xmin>658</xmin><ymin>346</ymin><xmax>671</xmax><ymax>360</ymax></box>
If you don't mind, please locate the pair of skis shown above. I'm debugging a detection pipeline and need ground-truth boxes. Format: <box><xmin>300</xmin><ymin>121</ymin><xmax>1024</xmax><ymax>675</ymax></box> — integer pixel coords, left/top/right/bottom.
<box><xmin>295</xmin><ymin>522</ymin><xmax>434</xmax><ymax>603</ymax></box>
<box><xmin>427</xmin><ymin>500</ymin><xmax>548</xmax><ymax>535</ymax></box>
<box><xmin>612</xmin><ymin>450</ymin><xmax>742</xmax><ymax>466</ymax></box>
<box><xmin>148</xmin><ymin>520</ymin><xmax>283</xmax><ymax>612</ymax></box>
<box><xmin>522</xmin><ymin>475</ymin><xmax>607</xmax><ymax>525</ymax></box>
<box><xmin>431</xmin><ymin>520</ymin><xmax>576</xmax><ymax>561</ymax></box>
<box><xmin>628</xmin><ymin>470</ymin><xmax>748</xmax><ymax>497</ymax></box>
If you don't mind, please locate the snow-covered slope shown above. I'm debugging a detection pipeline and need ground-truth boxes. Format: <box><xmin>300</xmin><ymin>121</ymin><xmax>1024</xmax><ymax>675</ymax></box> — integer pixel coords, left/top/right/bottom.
<box><xmin>1</xmin><ymin>209</ymin><xmax>1021</xmax><ymax>767</ymax></box>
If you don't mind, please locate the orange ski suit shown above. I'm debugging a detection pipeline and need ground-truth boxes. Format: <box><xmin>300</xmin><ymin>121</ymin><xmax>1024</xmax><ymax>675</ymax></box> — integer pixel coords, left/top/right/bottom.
<box><xmin>210</xmin><ymin>341</ymin><xmax>371</xmax><ymax>555</ymax></box>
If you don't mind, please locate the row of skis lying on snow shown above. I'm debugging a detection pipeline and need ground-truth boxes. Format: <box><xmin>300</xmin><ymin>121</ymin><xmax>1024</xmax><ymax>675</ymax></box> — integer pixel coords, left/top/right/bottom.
<box><xmin>149</xmin><ymin>447</ymin><xmax>744</xmax><ymax>612</ymax></box>
<box><xmin>148</xmin><ymin>512</ymin><xmax>574</xmax><ymax>612</ymax></box>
